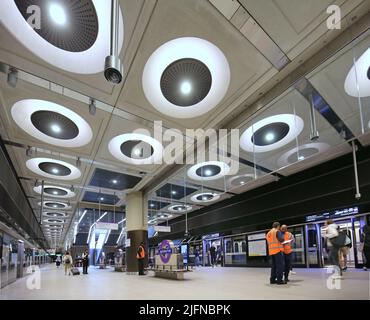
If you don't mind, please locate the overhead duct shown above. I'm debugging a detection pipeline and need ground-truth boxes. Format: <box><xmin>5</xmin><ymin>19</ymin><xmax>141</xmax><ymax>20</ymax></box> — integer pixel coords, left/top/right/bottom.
<box><xmin>104</xmin><ymin>0</ymin><xmax>123</xmax><ymax>84</ymax></box>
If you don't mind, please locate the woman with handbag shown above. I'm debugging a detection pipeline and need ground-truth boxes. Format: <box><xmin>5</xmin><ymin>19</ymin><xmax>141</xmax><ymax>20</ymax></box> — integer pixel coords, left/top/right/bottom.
<box><xmin>63</xmin><ymin>251</ymin><xmax>73</xmax><ymax>276</ymax></box>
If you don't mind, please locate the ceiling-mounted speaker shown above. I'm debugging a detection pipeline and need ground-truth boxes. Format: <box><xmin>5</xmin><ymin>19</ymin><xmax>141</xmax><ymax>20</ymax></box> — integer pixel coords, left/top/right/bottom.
<box><xmin>104</xmin><ymin>0</ymin><xmax>123</xmax><ymax>84</ymax></box>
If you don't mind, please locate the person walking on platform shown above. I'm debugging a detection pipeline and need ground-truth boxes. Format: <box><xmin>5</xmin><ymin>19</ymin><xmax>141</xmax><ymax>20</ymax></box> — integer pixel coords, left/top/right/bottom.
<box><xmin>137</xmin><ymin>242</ymin><xmax>146</xmax><ymax>276</ymax></box>
<box><xmin>55</xmin><ymin>256</ymin><xmax>61</xmax><ymax>268</ymax></box>
<box><xmin>323</xmin><ymin>220</ymin><xmax>342</xmax><ymax>278</ymax></box>
<box><xmin>210</xmin><ymin>243</ymin><xmax>217</xmax><ymax>267</ymax></box>
<box><xmin>266</xmin><ymin>222</ymin><xmax>285</xmax><ymax>284</ymax></box>
<box><xmin>362</xmin><ymin>224</ymin><xmax>370</xmax><ymax>270</ymax></box>
<box><xmin>82</xmin><ymin>250</ymin><xmax>89</xmax><ymax>274</ymax></box>
<box><xmin>281</xmin><ymin>225</ymin><xmax>294</xmax><ymax>283</ymax></box>
<box><xmin>63</xmin><ymin>251</ymin><xmax>73</xmax><ymax>276</ymax></box>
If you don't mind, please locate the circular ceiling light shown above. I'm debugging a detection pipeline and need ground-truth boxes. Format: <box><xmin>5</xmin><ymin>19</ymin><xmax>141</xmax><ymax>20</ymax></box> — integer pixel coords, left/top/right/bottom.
<box><xmin>12</xmin><ymin>99</ymin><xmax>93</xmax><ymax>148</ymax></box>
<box><xmin>34</xmin><ymin>185</ymin><xmax>75</xmax><ymax>198</ymax></box>
<box><xmin>0</xmin><ymin>1</ymin><xmax>123</xmax><ymax>74</ymax></box>
<box><xmin>168</xmin><ymin>204</ymin><xmax>192</xmax><ymax>213</ymax></box>
<box><xmin>43</xmin><ymin>212</ymin><xmax>68</xmax><ymax>218</ymax></box>
<box><xmin>228</xmin><ymin>174</ymin><xmax>255</xmax><ymax>188</ymax></box>
<box><xmin>187</xmin><ymin>161</ymin><xmax>230</xmax><ymax>181</ymax></box>
<box><xmin>277</xmin><ymin>142</ymin><xmax>330</xmax><ymax>168</ymax></box>
<box><xmin>240</xmin><ymin>114</ymin><xmax>304</xmax><ymax>153</ymax></box>
<box><xmin>191</xmin><ymin>192</ymin><xmax>220</xmax><ymax>203</ymax></box>
<box><xmin>142</xmin><ymin>37</ymin><xmax>230</xmax><ymax>118</ymax></box>
<box><xmin>160</xmin><ymin>58</ymin><xmax>212</xmax><ymax>106</ymax></box>
<box><xmin>108</xmin><ymin>133</ymin><xmax>163</xmax><ymax>165</ymax></box>
<box><xmin>344</xmin><ymin>48</ymin><xmax>370</xmax><ymax>98</ymax></box>
<box><xmin>39</xmin><ymin>201</ymin><xmax>71</xmax><ymax>210</ymax></box>
<box><xmin>43</xmin><ymin>218</ymin><xmax>65</xmax><ymax>224</ymax></box>
<box><xmin>26</xmin><ymin>158</ymin><xmax>81</xmax><ymax>180</ymax></box>
<box><xmin>157</xmin><ymin>213</ymin><xmax>173</xmax><ymax>219</ymax></box>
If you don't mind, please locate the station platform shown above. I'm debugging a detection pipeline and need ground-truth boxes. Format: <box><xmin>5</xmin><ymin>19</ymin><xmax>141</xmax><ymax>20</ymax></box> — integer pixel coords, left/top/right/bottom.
<box><xmin>1</xmin><ymin>264</ymin><xmax>368</xmax><ymax>300</ymax></box>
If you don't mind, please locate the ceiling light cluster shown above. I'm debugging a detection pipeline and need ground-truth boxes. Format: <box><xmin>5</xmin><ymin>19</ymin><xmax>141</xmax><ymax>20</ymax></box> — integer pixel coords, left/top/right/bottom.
<box><xmin>0</xmin><ymin>1</ymin><xmax>124</xmax><ymax>74</ymax></box>
<box><xmin>191</xmin><ymin>192</ymin><xmax>220</xmax><ymax>203</ymax></box>
<box><xmin>26</xmin><ymin>158</ymin><xmax>81</xmax><ymax>181</ymax></box>
<box><xmin>188</xmin><ymin>161</ymin><xmax>230</xmax><ymax>181</ymax></box>
<box><xmin>142</xmin><ymin>37</ymin><xmax>230</xmax><ymax>118</ymax></box>
<box><xmin>240</xmin><ymin>114</ymin><xmax>304</xmax><ymax>153</ymax></box>
<box><xmin>12</xmin><ymin>99</ymin><xmax>93</xmax><ymax>148</ymax></box>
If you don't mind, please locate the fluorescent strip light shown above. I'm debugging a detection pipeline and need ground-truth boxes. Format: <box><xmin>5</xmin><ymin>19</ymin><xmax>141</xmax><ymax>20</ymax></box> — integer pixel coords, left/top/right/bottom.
<box><xmin>118</xmin><ymin>218</ymin><xmax>126</xmax><ymax>224</ymax></box>
<box><xmin>116</xmin><ymin>227</ymin><xmax>126</xmax><ymax>244</ymax></box>
<box><xmin>78</xmin><ymin>209</ymin><xmax>87</xmax><ymax>224</ymax></box>
<box><xmin>104</xmin><ymin>230</ymin><xmax>111</xmax><ymax>244</ymax></box>
<box><xmin>86</xmin><ymin>211</ymin><xmax>108</xmax><ymax>244</ymax></box>
<box><xmin>96</xmin><ymin>211</ymin><xmax>108</xmax><ymax>223</ymax></box>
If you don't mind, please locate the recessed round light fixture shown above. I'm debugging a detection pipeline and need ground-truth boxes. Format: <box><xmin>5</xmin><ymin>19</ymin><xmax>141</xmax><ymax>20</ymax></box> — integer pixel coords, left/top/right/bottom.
<box><xmin>43</xmin><ymin>218</ymin><xmax>65</xmax><ymax>224</ymax></box>
<box><xmin>157</xmin><ymin>213</ymin><xmax>173</xmax><ymax>219</ymax></box>
<box><xmin>1</xmin><ymin>1</ymin><xmax>124</xmax><ymax>74</ymax></box>
<box><xmin>191</xmin><ymin>192</ymin><xmax>220</xmax><ymax>203</ymax></box>
<box><xmin>43</xmin><ymin>212</ymin><xmax>68</xmax><ymax>218</ymax></box>
<box><xmin>26</xmin><ymin>158</ymin><xmax>81</xmax><ymax>180</ymax></box>
<box><xmin>142</xmin><ymin>37</ymin><xmax>230</xmax><ymax>118</ymax></box>
<box><xmin>240</xmin><ymin>114</ymin><xmax>304</xmax><ymax>153</ymax></box>
<box><xmin>277</xmin><ymin>142</ymin><xmax>330</xmax><ymax>168</ymax></box>
<box><xmin>108</xmin><ymin>133</ymin><xmax>163</xmax><ymax>165</ymax></box>
<box><xmin>187</xmin><ymin>161</ymin><xmax>231</xmax><ymax>181</ymax></box>
<box><xmin>344</xmin><ymin>48</ymin><xmax>370</xmax><ymax>97</ymax></box>
<box><xmin>228</xmin><ymin>174</ymin><xmax>255</xmax><ymax>189</ymax></box>
<box><xmin>171</xmin><ymin>191</ymin><xmax>177</xmax><ymax>195</ymax></box>
<box><xmin>38</xmin><ymin>201</ymin><xmax>71</xmax><ymax>210</ymax></box>
<box><xmin>11</xmin><ymin>99</ymin><xmax>93</xmax><ymax>148</ymax></box>
<box><xmin>168</xmin><ymin>204</ymin><xmax>192</xmax><ymax>213</ymax></box>
<box><xmin>112</xmin><ymin>179</ymin><xmax>118</xmax><ymax>184</ymax></box>
<box><xmin>34</xmin><ymin>185</ymin><xmax>75</xmax><ymax>198</ymax></box>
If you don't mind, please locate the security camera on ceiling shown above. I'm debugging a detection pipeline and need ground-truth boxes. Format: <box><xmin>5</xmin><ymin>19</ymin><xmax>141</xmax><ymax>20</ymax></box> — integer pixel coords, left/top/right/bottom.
<box><xmin>104</xmin><ymin>0</ymin><xmax>123</xmax><ymax>84</ymax></box>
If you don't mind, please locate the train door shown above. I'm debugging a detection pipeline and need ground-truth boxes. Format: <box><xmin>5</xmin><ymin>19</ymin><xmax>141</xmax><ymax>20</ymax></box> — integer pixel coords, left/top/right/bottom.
<box><xmin>289</xmin><ymin>226</ymin><xmax>306</xmax><ymax>267</ymax></box>
<box><xmin>1</xmin><ymin>236</ymin><xmax>10</xmax><ymax>288</ymax></box>
<box><xmin>305</xmin><ymin>224</ymin><xmax>321</xmax><ymax>267</ymax></box>
<box><xmin>202</xmin><ymin>238</ymin><xmax>223</xmax><ymax>266</ymax></box>
<box><xmin>318</xmin><ymin>216</ymin><xmax>366</xmax><ymax>268</ymax></box>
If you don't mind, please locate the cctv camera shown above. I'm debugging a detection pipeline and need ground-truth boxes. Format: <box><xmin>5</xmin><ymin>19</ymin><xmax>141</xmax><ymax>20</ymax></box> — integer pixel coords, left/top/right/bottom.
<box><xmin>104</xmin><ymin>55</ymin><xmax>123</xmax><ymax>84</ymax></box>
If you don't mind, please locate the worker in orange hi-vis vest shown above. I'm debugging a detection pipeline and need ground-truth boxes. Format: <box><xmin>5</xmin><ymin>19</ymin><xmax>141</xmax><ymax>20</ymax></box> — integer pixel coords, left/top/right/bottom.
<box><xmin>137</xmin><ymin>242</ymin><xmax>146</xmax><ymax>276</ymax></box>
<box><xmin>281</xmin><ymin>225</ymin><xmax>295</xmax><ymax>283</ymax></box>
<box><xmin>266</xmin><ymin>222</ymin><xmax>285</xmax><ymax>285</ymax></box>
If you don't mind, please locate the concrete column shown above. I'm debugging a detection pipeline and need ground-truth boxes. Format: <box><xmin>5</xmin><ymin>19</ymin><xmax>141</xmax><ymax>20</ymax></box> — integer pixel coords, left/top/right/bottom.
<box><xmin>125</xmin><ymin>191</ymin><xmax>148</xmax><ymax>273</ymax></box>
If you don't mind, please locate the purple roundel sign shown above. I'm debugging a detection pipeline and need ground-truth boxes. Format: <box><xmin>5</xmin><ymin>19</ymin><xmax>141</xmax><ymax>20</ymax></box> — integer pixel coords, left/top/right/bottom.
<box><xmin>158</xmin><ymin>240</ymin><xmax>172</xmax><ymax>263</ymax></box>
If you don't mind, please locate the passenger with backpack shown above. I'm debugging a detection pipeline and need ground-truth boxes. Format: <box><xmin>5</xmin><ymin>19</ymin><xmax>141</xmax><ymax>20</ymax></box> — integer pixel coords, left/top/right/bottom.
<box><xmin>63</xmin><ymin>251</ymin><xmax>73</xmax><ymax>276</ymax></box>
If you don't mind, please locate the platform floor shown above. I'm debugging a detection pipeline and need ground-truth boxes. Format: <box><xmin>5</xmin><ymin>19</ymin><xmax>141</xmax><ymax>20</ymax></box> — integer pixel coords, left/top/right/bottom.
<box><xmin>0</xmin><ymin>264</ymin><xmax>369</xmax><ymax>300</ymax></box>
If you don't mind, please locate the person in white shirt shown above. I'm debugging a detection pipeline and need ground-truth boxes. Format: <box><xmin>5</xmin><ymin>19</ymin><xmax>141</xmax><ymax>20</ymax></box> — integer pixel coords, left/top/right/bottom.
<box><xmin>323</xmin><ymin>220</ymin><xmax>342</xmax><ymax>277</ymax></box>
<box><xmin>63</xmin><ymin>251</ymin><xmax>73</xmax><ymax>276</ymax></box>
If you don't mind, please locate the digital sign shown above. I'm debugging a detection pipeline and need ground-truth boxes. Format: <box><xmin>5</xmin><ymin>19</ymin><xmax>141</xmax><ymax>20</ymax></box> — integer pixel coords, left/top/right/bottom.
<box><xmin>305</xmin><ymin>207</ymin><xmax>359</xmax><ymax>222</ymax></box>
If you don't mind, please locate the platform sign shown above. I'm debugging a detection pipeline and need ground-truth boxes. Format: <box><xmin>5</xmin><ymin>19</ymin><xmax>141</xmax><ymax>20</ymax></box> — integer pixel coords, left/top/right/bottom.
<box><xmin>95</xmin><ymin>222</ymin><xmax>119</xmax><ymax>230</ymax></box>
<box><xmin>154</xmin><ymin>225</ymin><xmax>171</xmax><ymax>233</ymax></box>
<box><xmin>305</xmin><ymin>207</ymin><xmax>359</xmax><ymax>222</ymax></box>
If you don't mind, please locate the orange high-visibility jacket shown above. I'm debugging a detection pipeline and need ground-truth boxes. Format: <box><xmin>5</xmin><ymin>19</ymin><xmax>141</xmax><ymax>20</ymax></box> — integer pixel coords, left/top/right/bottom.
<box><xmin>283</xmin><ymin>232</ymin><xmax>293</xmax><ymax>254</ymax></box>
<box><xmin>266</xmin><ymin>229</ymin><xmax>284</xmax><ymax>255</ymax></box>
<box><xmin>137</xmin><ymin>245</ymin><xmax>145</xmax><ymax>259</ymax></box>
